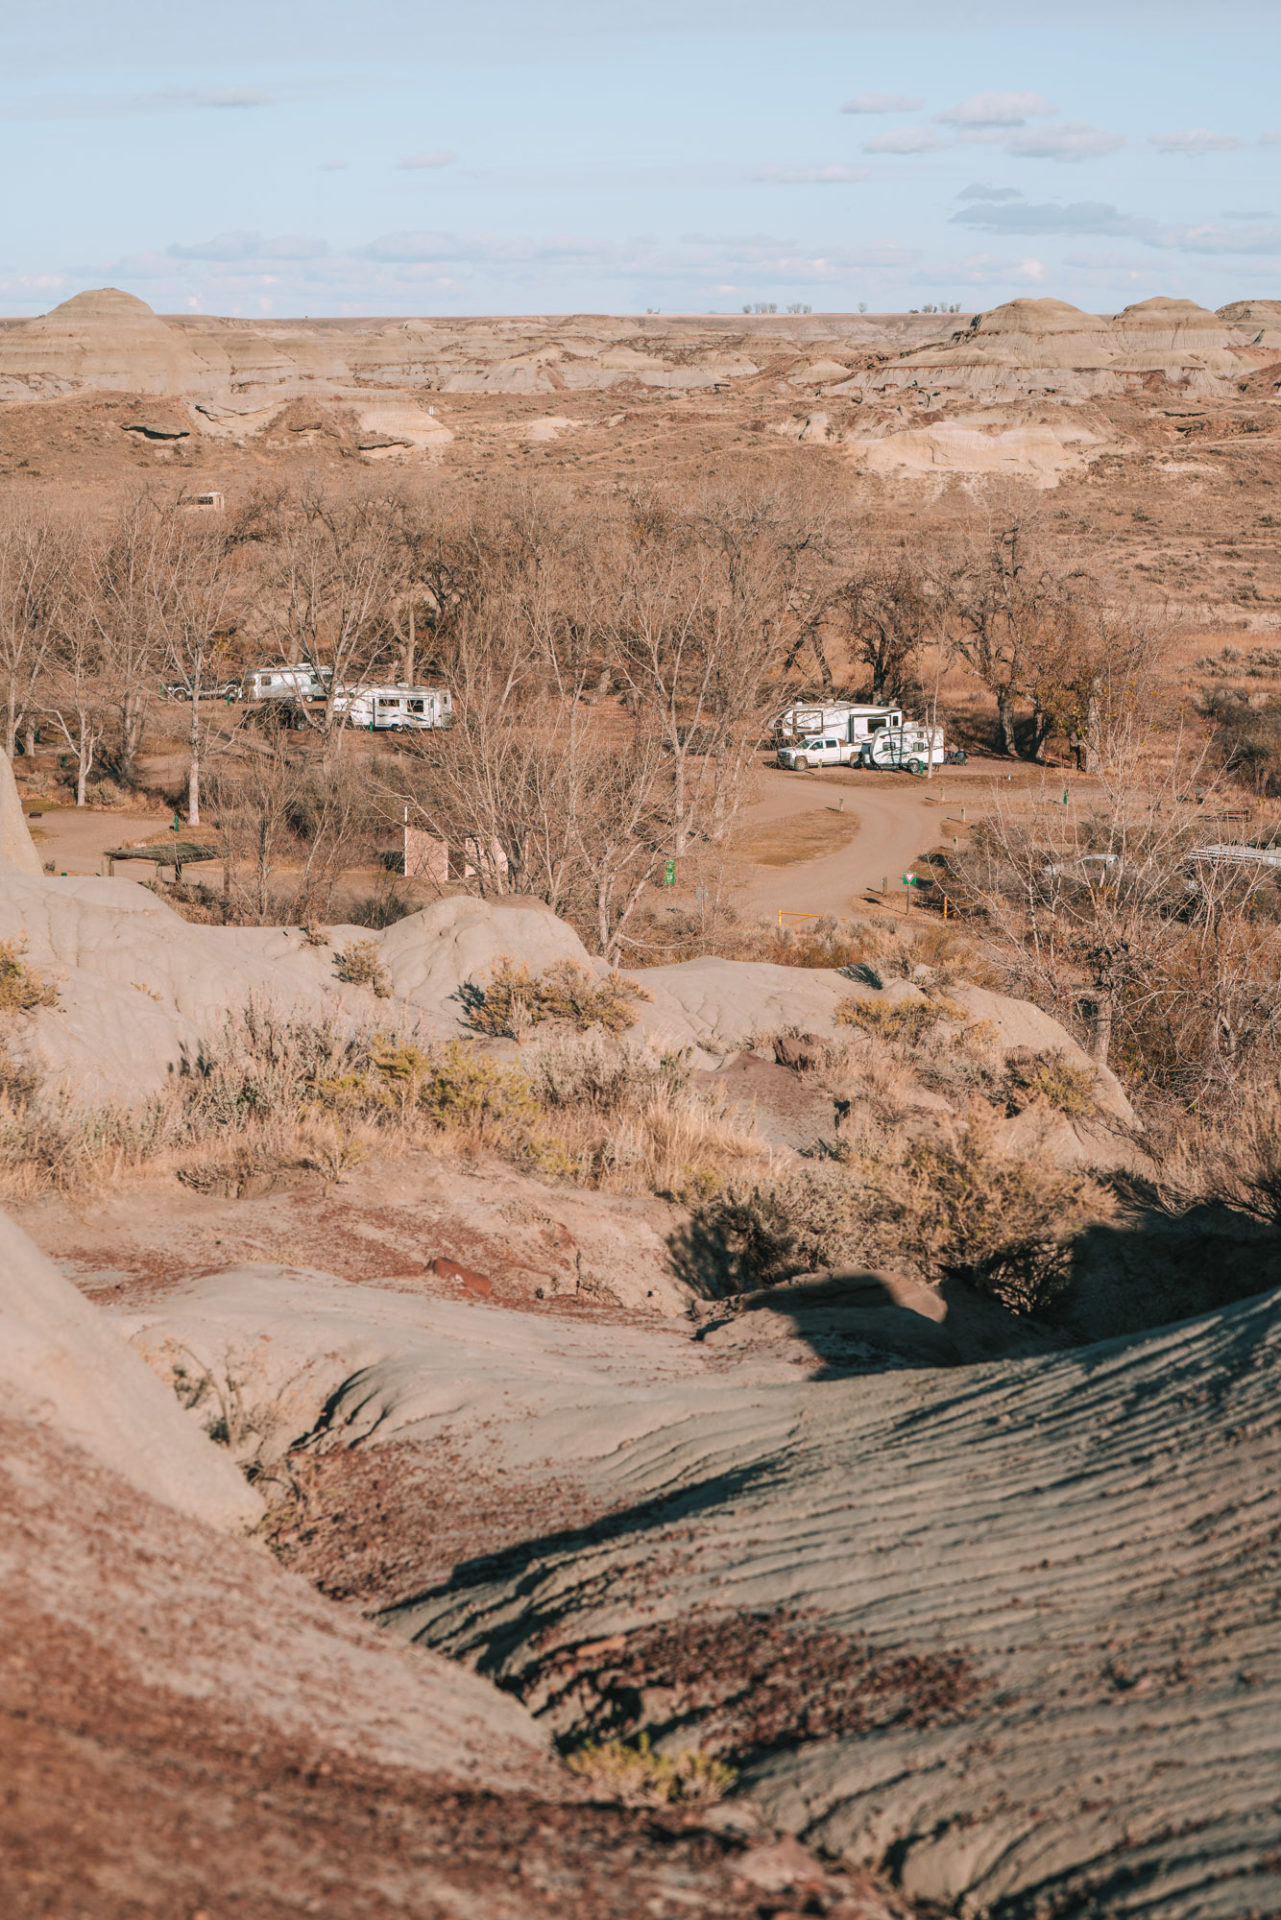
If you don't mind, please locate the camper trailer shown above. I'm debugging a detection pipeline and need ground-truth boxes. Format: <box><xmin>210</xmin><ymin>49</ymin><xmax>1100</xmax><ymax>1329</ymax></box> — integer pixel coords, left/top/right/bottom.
<box><xmin>332</xmin><ymin>684</ymin><xmax>454</xmax><ymax>731</ymax></box>
<box><xmin>775</xmin><ymin>702</ymin><xmax>903</xmax><ymax>745</ymax></box>
<box><xmin>861</xmin><ymin>725</ymin><xmax>954</xmax><ymax>773</ymax></box>
<box><xmin>241</xmin><ymin>665</ymin><xmax>329</xmax><ymax>703</ymax></box>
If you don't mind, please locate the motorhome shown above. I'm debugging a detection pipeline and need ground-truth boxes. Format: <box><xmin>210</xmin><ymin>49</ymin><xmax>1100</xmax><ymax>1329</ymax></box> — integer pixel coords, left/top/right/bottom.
<box><xmin>775</xmin><ymin>702</ymin><xmax>903</xmax><ymax>744</ymax></box>
<box><xmin>332</xmin><ymin>684</ymin><xmax>454</xmax><ymax>731</ymax></box>
<box><xmin>241</xmin><ymin>665</ymin><xmax>328</xmax><ymax>702</ymax></box>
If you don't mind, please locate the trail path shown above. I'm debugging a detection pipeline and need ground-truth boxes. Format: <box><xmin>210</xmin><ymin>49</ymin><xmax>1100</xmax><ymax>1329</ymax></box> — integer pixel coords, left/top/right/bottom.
<box><xmin>731</xmin><ymin>763</ymin><xmax>996</xmax><ymax>919</ymax></box>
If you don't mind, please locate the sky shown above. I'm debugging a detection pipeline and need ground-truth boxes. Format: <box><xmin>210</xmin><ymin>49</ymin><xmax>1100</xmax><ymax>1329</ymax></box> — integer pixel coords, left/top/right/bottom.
<box><xmin>2</xmin><ymin>0</ymin><xmax>1279</xmax><ymax>320</ymax></box>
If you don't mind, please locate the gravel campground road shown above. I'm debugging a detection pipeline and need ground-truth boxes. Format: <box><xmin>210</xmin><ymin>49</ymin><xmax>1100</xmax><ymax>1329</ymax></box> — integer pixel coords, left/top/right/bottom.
<box><xmin>732</xmin><ymin>762</ymin><xmax>986</xmax><ymax>920</ymax></box>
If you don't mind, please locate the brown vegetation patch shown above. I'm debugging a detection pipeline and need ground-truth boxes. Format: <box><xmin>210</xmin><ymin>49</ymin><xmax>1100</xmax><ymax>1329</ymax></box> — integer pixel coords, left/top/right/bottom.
<box><xmin>739</xmin><ymin>807</ymin><xmax>861</xmax><ymax>869</ymax></box>
<box><xmin>515</xmin><ymin>1610</ymin><xmax>987</xmax><ymax>1767</ymax></box>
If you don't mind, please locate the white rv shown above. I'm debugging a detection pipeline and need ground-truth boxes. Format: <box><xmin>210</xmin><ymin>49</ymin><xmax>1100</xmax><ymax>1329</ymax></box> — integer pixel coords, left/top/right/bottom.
<box><xmin>333</xmin><ymin>684</ymin><xmax>454</xmax><ymax>731</ymax></box>
<box><xmin>775</xmin><ymin>702</ymin><xmax>903</xmax><ymax>743</ymax></box>
<box><xmin>241</xmin><ymin>665</ymin><xmax>328</xmax><ymax>702</ymax></box>
<box><xmin>861</xmin><ymin>725</ymin><xmax>950</xmax><ymax>772</ymax></box>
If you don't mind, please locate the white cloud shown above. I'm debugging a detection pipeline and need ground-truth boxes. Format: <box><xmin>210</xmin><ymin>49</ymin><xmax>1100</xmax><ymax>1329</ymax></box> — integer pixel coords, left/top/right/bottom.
<box><xmin>1149</xmin><ymin>128</ymin><xmax>1247</xmax><ymax>154</ymax></box>
<box><xmin>957</xmin><ymin>183</ymin><xmax>1024</xmax><ymax>201</ymax></box>
<box><xmin>752</xmin><ymin>164</ymin><xmax>870</xmax><ymax>183</ymax></box>
<box><xmin>1262</xmin><ymin>131</ymin><xmax>1281</xmax><ymax>147</ymax></box>
<box><xmin>1005</xmin><ymin>121</ymin><xmax>1125</xmax><ymax>161</ymax></box>
<box><xmin>318</xmin><ymin>159</ymin><xmax>350</xmax><ymax>171</ymax></box>
<box><xmin>1154</xmin><ymin>221</ymin><xmax>1281</xmax><ymax>253</ymax></box>
<box><xmin>0</xmin><ymin>84</ymin><xmax>272</xmax><ymax>118</ymax></box>
<box><xmin>166</xmin><ymin>231</ymin><xmax>330</xmax><ymax>261</ymax></box>
<box><xmin>396</xmin><ymin>149</ymin><xmax>458</xmax><ymax>169</ymax></box>
<box><xmin>840</xmin><ymin>92</ymin><xmax>924</xmax><ymax>114</ymax></box>
<box><xmin>862</xmin><ymin>126</ymin><xmax>951</xmax><ymax>154</ymax></box>
<box><xmin>935</xmin><ymin>91</ymin><xmax>1056</xmax><ymax>128</ymax></box>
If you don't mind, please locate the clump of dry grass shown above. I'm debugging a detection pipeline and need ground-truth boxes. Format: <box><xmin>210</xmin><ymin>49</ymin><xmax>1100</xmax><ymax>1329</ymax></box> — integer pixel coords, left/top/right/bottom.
<box><xmin>1003</xmin><ymin>1048</ymin><xmax>1099</xmax><ymax>1120</ymax></box>
<box><xmin>333</xmin><ymin>939</ymin><xmax>391</xmax><ymax>998</ymax></box>
<box><xmin>835</xmin><ymin>992</ymin><xmax>964</xmax><ymax>1044</ymax></box>
<box><xmin>564</xmin><ymin>1734</ymin><xmax>734</xmax><ymax>1807</ymax></box>
<box><xmin>0</xmin><ymin>935</ymin><xmax>57</xmax><ymax>1013</ymax></box>
<box><xmin>462</xmin><ymin>959</ymin><xmax>650</xmax><ymax>1040</ymax></box>
<box><xmin>680</xmin><ymin>1103</ymin><xmax>1111</xmax><ymax>1315</ymax></box>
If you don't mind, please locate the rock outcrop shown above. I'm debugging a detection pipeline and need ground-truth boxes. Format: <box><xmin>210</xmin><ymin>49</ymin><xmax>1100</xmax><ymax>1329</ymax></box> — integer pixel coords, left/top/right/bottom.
<box><xmin>0</xmin><ymin>874</ymin><xmax>1131</xmax><ymax>1119</ymax></box>
<box><xmin>110</xmin><ymin>1256</ymin><xmax>1281</xmax><ymax>1920</ymax></box>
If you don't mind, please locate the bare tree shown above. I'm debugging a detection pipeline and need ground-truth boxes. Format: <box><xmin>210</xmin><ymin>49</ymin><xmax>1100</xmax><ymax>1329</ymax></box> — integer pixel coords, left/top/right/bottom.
<box><xmin>957</xmin><ymin>728</ymin><xmax>1281</xmax><ymax>1089</ymax></box>
<box><xmin>148</xmin><ymin>517</ymin><xmax>240</xmax><ymax>825</ymax></box>
<box><xmin>830</xmin><ymin>547</ymin><xmax>937</xmax><ymax>703</ymax></box>
<box><xmin>947</xmin><ymin>513</ymin><xmax>1072</xmax><ymax>759</ymax></box>
<box><xmin>260</xmin><ymin>482</ymin><xmax>404</xmax><ymax>742</ymax></box>
<box><xmin>43</xmin><ymin>614</ymin><xmax>108</xmax><ymax>807</ymax></box>
<box><xmin>0</xmin><ymin>510</ymin><xmax>67</xmax><ymax>761</ymax></box>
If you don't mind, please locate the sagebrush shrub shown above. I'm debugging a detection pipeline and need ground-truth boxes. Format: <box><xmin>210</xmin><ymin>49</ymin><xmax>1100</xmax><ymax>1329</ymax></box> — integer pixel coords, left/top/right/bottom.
<box><xmin>463</xmin><ymin>958</ymin><xmax>650</xmax><ymax>1039</ymax></box>
<box><xmin>0</xmin><ymin>936</ymin><xmax>57</xmax><ymax>1013</ymax></box>
<box><xmin>1004</xmin><ymin>1048</ymin><xmax>1099</xmax><ymax>1119</ymax></box>
<box><xmin>333</xmin><ymin>939</ymin><xmax>391</xmax><ymax>998</ymax></box>
<box><xmin>836</xmin><ymin>992</ymin><xmax>963</xmax><ymax>1044</ymax></box>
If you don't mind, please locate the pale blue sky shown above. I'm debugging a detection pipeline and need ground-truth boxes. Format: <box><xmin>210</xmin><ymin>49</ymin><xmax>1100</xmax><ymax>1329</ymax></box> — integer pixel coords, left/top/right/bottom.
<box><xmin>3</xmin><ymin>0</ymin><xmax>1278</xmax><ymax>317</ymax></box>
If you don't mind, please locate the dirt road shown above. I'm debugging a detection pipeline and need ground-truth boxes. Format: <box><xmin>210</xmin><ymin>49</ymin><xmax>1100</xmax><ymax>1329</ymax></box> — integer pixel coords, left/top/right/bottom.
<box><xmin>731</xmin><ymin>760</ymin><xmax>1037</xmax><ymax>919</ymax></box>
<box><xmin>23</xmin><ymin>806</ymin><xmax>174</xmax><ymax>875</ymax></box>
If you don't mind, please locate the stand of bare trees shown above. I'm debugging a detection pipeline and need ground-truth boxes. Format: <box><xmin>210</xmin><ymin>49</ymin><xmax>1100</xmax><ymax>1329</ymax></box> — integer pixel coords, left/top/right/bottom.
<box><xmin>958</xmin><ymin>727</ymin><xmax>1281</xmax><ymax>1096</ymax></box>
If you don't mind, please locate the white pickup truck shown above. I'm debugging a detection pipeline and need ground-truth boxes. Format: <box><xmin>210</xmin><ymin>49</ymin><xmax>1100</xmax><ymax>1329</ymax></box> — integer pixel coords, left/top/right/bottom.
<box><xmin>777</xmin><ymin>731</ymin><xmax>864</xmax><ymax>771</ymax></box>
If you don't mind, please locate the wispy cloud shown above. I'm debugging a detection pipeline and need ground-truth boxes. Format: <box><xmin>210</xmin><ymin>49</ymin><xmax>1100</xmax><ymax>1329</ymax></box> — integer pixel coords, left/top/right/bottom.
<box><xmin>1</xmin><ymin>86</ymin><xmax>271</xmax><ymax>119</ymax></box>
<box><xmin>862</xmin><ymin>126</ymin><xmax>951</xmax><ymax>154</ymax></box>
<box><xmin>1149</xmin><ymin>128</ymin><xmax>1247</xmax><ymax>154</ymax></box>
<box><xmin>952</xmin><ymin>198</ymin><xmax>1152</xmax><ymax>238</ymax></box>
<box><xmin>957</xmin><ymin>183</ymin><xmax>1024</xmax><ymax>201</ymax></box>
<box><xmin>953</xmin><ymin>193</ymin><xmax>1281</xmax><ymax>255</ymax></box>
<box><xmin>840</xmin><ymin>92</ymin><xmax>923</xmax><ymax>114</ymax></box>
<box><xmin>1005</xmin><ymin>121</ymin><xmax>1124</xmax><ymax>161</ymax></box>
<box><xmin>396</xmin><ymin>149</ymin><xmax>458</xmax><ymax>170</ymax></box>
<box><xmin>318</xmin><ymin>159</ymin><xmax>350</xmax><ymax>171</ymax></box>
<box><xmin>935</xmin><ymin>91</ymin><xmax>1056</xmax><ymax>128</ymax></box>
<box><xmin>752</xmin><ymin>163</ymin><xmax>870</xmax><ymax>183</ymax></box>
<box><xmin>167</xmin><ymin>231</ymin><xmax>329</xmax><ymax>261</ymax></box>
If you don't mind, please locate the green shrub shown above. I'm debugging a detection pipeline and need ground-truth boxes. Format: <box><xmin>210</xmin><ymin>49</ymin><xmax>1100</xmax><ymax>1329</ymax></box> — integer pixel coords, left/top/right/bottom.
<box><xmin>462</xmin><ymin>958</ymin><xmax>650</xmax><ymax>1039</ymax></box>
<box><xmin>0</xmin><ymin>936</ymin><xmax>57</xmax><ymax>1013</ymax></box>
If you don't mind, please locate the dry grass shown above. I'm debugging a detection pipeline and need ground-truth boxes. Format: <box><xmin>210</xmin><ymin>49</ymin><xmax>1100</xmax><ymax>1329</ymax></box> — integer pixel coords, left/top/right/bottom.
<box><xmin>462</xmin><ymin>959</ymin><xmax>650</xmax><ymax>1040</ymax></box>
<box><xmin>836</xmin><ymin>992</ymin><xmax>964</xmax><ymax>1044</ymax></box>
<box><xmin>681</xmin><ymin>1102</ymin><xmax>1111</xmax><ymax>1313</ymax></box>
<box><xmin>0</xmin><ymin>1006</ymin><xmax>769</xmax><ymax>1205</ymax></box>
<box><xmin>0</xmin><ymin>936</ymin><xmax>58</xmax><ymax>1013</ymax></box>
<box><xmin>564</xmin><ymin>1735</ymin><xmax>734</xmax><ymax>1808</ymax></box>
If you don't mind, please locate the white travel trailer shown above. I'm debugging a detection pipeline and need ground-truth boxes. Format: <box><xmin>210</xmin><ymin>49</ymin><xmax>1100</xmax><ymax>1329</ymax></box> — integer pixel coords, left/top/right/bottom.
<box><xmin>861</xmin><ymin>724</ymin><xmax>950</xmax><ymax>772</ymax></box>
<box><xmin>241</xmin><ymin>665</ymin><xmax>328</xmax><ymax>702</ymax></box>
<box><xmin>333</xmin><ymin>684</ymin><xmax>454</xmax><ymax>731</ymax></box>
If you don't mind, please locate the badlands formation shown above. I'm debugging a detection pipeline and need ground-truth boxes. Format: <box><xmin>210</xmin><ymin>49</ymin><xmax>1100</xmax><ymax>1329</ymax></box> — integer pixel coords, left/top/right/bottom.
<box><xmin>0</xmin><ymin>286</ymin><xmax>1279</xmax><ymax>491</ymax></box>
<box><xmin>2</xmin><ymin>766</ymin><xmax>1280</xmax><ymax>1918</ymax></box>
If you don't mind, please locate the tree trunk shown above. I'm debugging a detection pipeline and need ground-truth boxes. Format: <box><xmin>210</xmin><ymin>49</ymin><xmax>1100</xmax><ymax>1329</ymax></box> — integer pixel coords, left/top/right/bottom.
<box><xmin>996</xmin><ymin>690</ymin><xmax>1018</xmax><ymax>757</ymax></box>
<box><xmin>403</xmin><ymin>603</ymin><xmax>415</xmax><ymax>685</ymax></box>
<box><xmin>1083</xmin><ymin>989</ymin><xmax>1114</xmax><ymax>1065</ymax></box>
<box><xmin>22</xmin><ymin>719</ymin><xmax>35</xmax><ymax>760</ymax></box>
<box><xmin>3</xmin><ymin>695</ymin><xmax>15</xmax><ymax>761</ymax></box>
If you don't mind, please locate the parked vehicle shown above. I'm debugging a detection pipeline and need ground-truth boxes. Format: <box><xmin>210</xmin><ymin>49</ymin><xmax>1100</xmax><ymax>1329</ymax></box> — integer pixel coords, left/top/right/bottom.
<box><xmin>241</xmin><ymin>665</ymin><xmax>329</xmax><ymax>702</ymax></box>
<box><xmin>331</xmin><ymin>684</ymin><xmax>454</xmax><ymax>731</ymax></box>
<box><xmin>778</xmin><ymin>731</ymin><xmax>865</xmax><ymax>771</ymax></box>
<box><xmin>775</xmin><ymin>701</ymin><xmax>904</xmax><ymax>744</ymax></box>
<box><xmin>861</xmin><ymin>725</ymin><xmax>950</xmax><ymax>773</ymax></box>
